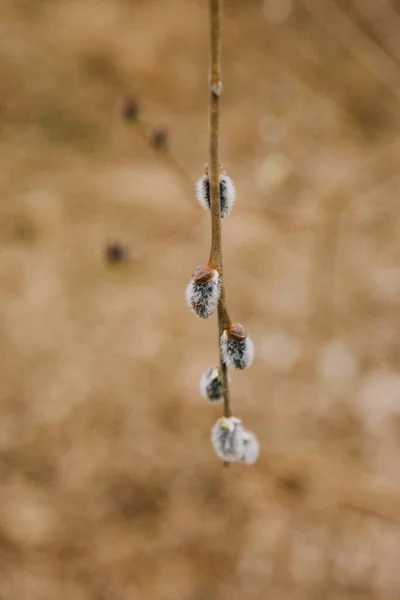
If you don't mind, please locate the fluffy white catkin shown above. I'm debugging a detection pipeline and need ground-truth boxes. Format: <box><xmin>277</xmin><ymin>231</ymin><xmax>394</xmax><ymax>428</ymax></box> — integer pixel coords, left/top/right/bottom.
<box><xmin>196</xmin><ymin>171</ymin><xmax>236</xmax><ymax>219</ymax></box>
<box><xmin>200</xmin><ymin>366</ymin><xmax>223</xmax><ymax>402</ymax></box>
<box><xmin>186</xmin><ymin>266</ymin><xmax>220</xmax><ymax>319</ymax></box>
<box><xmin>221</xmin><ymin>324</ymin><xmax>254</xmax><ymax>370</ymax></box>
<box><xmin>211</xmin><ymin>417</ymin><xmax>244</xmax><ymax>462</ymax></box>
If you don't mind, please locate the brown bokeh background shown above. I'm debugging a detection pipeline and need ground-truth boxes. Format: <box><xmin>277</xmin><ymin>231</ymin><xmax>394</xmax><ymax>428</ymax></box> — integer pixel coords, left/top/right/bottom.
<box><xmin>1</xmin><ymin>0</ymin><xmax>400</xmax><ymax>598</ymax></box>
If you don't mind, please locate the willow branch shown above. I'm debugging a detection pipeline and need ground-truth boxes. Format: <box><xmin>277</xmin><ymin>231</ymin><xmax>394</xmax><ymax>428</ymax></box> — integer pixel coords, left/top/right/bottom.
<box><xmin>208</xmin><ymin>0</ymin><xmax>231</xmax><ymax>421</ymax></box>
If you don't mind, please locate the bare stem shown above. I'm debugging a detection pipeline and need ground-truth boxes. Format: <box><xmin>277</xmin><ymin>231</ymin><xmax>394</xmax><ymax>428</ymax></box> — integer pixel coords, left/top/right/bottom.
<box><xmin>208</xmin><ymin>0</ymin><xmax>222</xmax><ymax>270</ymax></box>
<box><xmin>208</xmin><ymin>0</ymin><xmax>232</xmax><ymax>422</ymax></box>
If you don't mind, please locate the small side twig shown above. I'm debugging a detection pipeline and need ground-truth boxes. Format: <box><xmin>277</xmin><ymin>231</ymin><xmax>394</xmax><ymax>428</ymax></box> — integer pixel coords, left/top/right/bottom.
<box><xmin>131</xmin><ymin>109</ymin><xmax>194</xmax><ymax>197</ymax></box>
<box><xmin>208</xmin><ymin>0</ymin><xmax>232</xmax><ymax>420</ymax></box>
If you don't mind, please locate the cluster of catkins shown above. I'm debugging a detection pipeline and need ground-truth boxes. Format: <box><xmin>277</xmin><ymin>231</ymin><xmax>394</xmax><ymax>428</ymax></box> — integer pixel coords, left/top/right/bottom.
<box><xmin>185</xmin><ymin>166</ymin><xmax>259</xmax><ymax>465</ymax></box>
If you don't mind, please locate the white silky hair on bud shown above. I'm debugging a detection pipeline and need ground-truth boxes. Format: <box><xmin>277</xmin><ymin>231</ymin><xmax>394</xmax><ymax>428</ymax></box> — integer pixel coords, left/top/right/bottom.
<box><xmin>195</xmin><ymin>174</ymin><xmax>236</xmax><ymax>219</ymax></box>
<box><xmin>219</xmin><ymin>175</ymin><xmax>236</xmax><ymax>217</ymax></box>
<box><xmin>221</xmin><ymin>330</ymin><xmax>255</xmax><ymax>370</ymax></box>
<box><xmin>240</xmin><ymin>431</ymin><xmax>260</xmax><ymax>465</ymax></box>
<box><xmin>211</xmin><ymin>417</ymin><xmax>244</xmax><ymax>462</ymax></box>
<box><xmin>195</xmin><ymin>176</ymin><xmax>209</xmax><ymax>211</ymax></box>
<box><xmin>200</xmin><ymin>366</ymin><xmax>223</xmax><ymax>402</ymax></box>
<box><xmin>185</xmin><ymin>269</ymin><xmax>220</xmax><ymax>319</ymax></box>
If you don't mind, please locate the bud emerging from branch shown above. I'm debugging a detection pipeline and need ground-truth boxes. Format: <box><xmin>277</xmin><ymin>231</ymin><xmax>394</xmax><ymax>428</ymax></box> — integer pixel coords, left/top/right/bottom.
<box><xmin>105</xmin><ymin>242</ymin><xmax>128</xmax><ymax>264</ymax></box>
<box><xmin>200</xmin><ymin>366</ymin><xmax>223</xmax><ymax>402</ymax></box>
<box><xmin>211</xmin><ymin>417</ymin><xmax>244</xmax><ymax>462</ymax></box>
<box><xmin>150</xmin><ymin>127</ymin><xmax>168</xmax><ymax>150</ymax></box>
<box><xmin>240</xmin><ymin>431</ymin><xmax>259</xmax><ymax>465</ymax></box>
<box><xmin>122</xmin><ymin>98</ymin><xmax>140</xmax><ymax>122</ymax></box>
<box><xmin>221</xmin><ymin>323</ymin><xmax>254</xmax><ymax>370</ymax></box>
<box><xmin>186</xmin><ymin>265</ymin><xmax>220</xmax><ymax>319</ymax></box>
<box><xmin>196</xmin><ymin>165</ymin><xmax>235</xmax><ymax>219</ymax></box>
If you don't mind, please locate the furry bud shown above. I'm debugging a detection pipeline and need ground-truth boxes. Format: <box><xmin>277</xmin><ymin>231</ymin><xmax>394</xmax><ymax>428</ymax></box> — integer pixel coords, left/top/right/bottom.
<box><xmin>240</xmin><ymin>431</ymin><xmax>260</xmax><ymax>465</ymax></box>
<box><xmin>211</xmin><ymin>417</ymin><xmax>244</xmax><ymax>462</ymax></box>
<box><xmin>221</xmin><ymin>323</ymin><xmax>254</xmax><ymax>370</ymax></box>
<box><xmin>200</xmin><ymin>366</ymin><xmax>223</xmax><ymax>402</ymax></box>
<box><xmin>196</xmin><ymin>165</ymin><xmax>235</xmax><ymax>219</ymax></box>
<box><xmin>185</xmin><ymin>265</ymin><xmax>220</xmax><ymax>319</ymax></box>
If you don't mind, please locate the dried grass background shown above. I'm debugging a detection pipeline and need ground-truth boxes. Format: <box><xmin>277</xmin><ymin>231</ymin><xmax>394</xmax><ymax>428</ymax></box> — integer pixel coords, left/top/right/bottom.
<box><xmin>0</xmin><ymin>0</ymin><xmax>400</xmax><ymax>598</ymax></box>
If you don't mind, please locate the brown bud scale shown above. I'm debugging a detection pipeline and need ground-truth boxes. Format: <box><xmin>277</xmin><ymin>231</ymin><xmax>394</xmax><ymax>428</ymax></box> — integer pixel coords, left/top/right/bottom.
<box><xmin>193</xmin><ymin>265</ymin><xmax>215</xmax><ymax>285</ymax></box>
<box><xmin>227</xmin><ymin>323</ymin><xmax>247</xmax><ymax>342</ymax></box>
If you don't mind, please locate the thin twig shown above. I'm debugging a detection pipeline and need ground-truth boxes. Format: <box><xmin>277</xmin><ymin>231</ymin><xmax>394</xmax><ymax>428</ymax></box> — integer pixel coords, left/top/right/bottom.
<box><xmin>208</xmin><ymin>0</ymin><xmax>232</xmax><ymax>421</ymax></box>
<box><xmin>340</xmin><ymin>502</ymin><xmax>400</xmax><ymax>527</ymax></box>
<box><xmin>121</xmin><ymin>103</ymin><xmax>206</xmax><ymax>250</ymax></box>
<box><xmin>208</xmin><ymin>0</ymin><xmax>222</xmax><ymax>270</ymax></box>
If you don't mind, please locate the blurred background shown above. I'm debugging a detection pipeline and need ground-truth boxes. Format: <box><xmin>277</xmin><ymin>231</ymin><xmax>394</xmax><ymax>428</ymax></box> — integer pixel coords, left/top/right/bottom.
<box><xmin>0</xmin><ymin>0</ymin><xmax>400</xmax><ymax>598</ymax></box>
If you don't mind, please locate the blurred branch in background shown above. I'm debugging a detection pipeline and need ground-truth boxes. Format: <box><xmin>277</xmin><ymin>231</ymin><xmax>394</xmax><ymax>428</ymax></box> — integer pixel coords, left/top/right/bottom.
<box><xmin>121</xmin><ymin>96</ymin><xmax>194</xmax><ymax>197</ymax></box>
<box><xmin>351</xmin><ymin>0</ymin><xmax>400</xmax><ymax>64</ymax></box>
<box><xmin>300</xmin><ymin>0</ymin><xmax>400</xmax><ymax>101</ymax></box>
